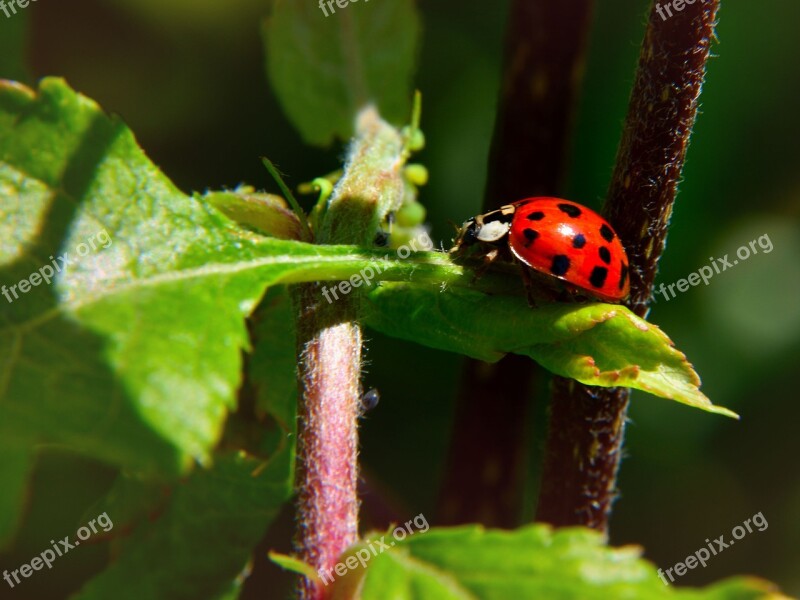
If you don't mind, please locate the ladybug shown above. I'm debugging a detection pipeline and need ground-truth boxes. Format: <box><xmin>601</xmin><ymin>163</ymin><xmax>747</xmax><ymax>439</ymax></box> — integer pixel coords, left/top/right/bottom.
<box><xmin>451</xmin><ymin>197</ymin><xmax>630</xmax><ymax>303</ymax></box>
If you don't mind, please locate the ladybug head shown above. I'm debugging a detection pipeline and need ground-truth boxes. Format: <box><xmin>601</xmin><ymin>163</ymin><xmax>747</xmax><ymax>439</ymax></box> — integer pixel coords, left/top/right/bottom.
<box><xmin>451</xmin><ymin>210</ymin><xmax>513</xmax><ymax>254</ymax></box>
<box><xmin>453</xmin><ymin>218</ymin><xmax>479</xmax><ymax>248</ymax></box>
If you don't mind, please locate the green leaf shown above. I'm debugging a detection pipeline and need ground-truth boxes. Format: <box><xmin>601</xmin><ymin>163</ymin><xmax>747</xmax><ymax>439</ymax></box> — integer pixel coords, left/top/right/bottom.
<box><xmin>0</xmin><ymin>438</ymin><xmax>34</xmax><ymax>548</ymax></box>
<box><xmin>0</xmin><ymin>79</ymin><xmax>383</xmax><ymax>477</ymax></box>
<box><xmin>203</xmin><ymin>189</ymin><xmax>303</xmax><ymax>240</ymax></box>
<box><xmin>350</xmin><ymin>524</ymin><xmax>784</xmax><ymax>600</ymax></box>
<box><xmin>363</xmin><ymin>283</ymin><xmax>737</xmax><ymax>418</ymax></box>
<box><xmin>262</xmin><ymin>0</ymin><xmax>421</xmax><ymax>145</ymax></box>
<box><xmin>80</xmin><ymin>473</ymin><xmax>170</xmax><ymax>536</ymax></box>
<box><xmin>0</xmin><ymin>78</ymin><xmax>267</xmax><ymax>474</ymax></box>
<box><xmin>245</xmin><ymin>286</ymin><xmax>297</xmax><ymax>495</ymax></box>
<box><xmin>72</xmin><ymin>451</ymin><xmax>291</xmax><ymax>600</ymax></box>
<box><xmin>250</xmin><ymin>287</ymin><xmax>298</xmax><ymax>432</ymax></box>
<box><xmin>211</xmin><ymin>582</ymin><xmax>243</xmax><ymax>600</ymax></box>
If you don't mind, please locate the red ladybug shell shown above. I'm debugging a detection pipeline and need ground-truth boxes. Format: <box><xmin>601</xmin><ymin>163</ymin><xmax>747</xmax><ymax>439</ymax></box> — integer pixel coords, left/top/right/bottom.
<box><xmin>507</xmin><ymin>198</ymin><xmax>630</xmax><ymax>302</ymax></box>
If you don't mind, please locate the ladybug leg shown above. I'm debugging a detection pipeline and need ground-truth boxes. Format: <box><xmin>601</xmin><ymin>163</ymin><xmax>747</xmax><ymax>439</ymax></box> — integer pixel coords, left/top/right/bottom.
<box><xmin>560</xmin><ymin>283</ymin><xmax>590</xmax><ymax>304</ymax></box>
<box><xmin>482</xmin><ymin>247</ymin><xmax>500</xmax><ymax>267</ymax></box>
<box><xmin>557</xmin><ymin>288</ymin><xmax>575</xmax><ymax>303</ymax></box>
<box><xmin>468</xmin><ymin>247</ymin><xmax>501</xmax><ymax>283</ymax></box>
<box><xmin>521</xmin><ymin>268</ymin><xmax>567</xmax><ymax>307</ymax></box>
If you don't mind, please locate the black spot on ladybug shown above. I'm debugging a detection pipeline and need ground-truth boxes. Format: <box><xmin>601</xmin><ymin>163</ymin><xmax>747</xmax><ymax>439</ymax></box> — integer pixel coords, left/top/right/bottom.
<box><xmin>599</xmin><ymin>224</ymin><xmax>615</xmax><ymax>242</ymax></box>
<box><xmin>572</xmin><ymin>234</ymin><xmax>586</xmax><ymax>249</ymax></box>
<box><xmin>557</xmin><ymin>203</ymin><xmax>582</xmax><ymax>218</ymax></box>
<box><xmin>526</xmin><ymin>211</ymin><xmax>545</xmax><ymax>221</ymax></box>
<box><xmin>550</xmin><ymin>255</ymin><xmax>571</xmax><ymax>276</ymax></box>
<box><xmin>598</xmin><ymin>246</ymin><xmax>611</xmax><ymax>264</ymax></box>
<box><xmin>523</xmin><ymin>228</ymin><xmax>539</xmax><ymax>246</ymax></box>
<box><xmin>590</xmin><ymin>266</ymin><xmax>608</xmax><ymax>288</ymax></box>
<box><xmin>619</xmin><ymin>261</ymin><xmax>629</xmax><ymax>290</ymax></box>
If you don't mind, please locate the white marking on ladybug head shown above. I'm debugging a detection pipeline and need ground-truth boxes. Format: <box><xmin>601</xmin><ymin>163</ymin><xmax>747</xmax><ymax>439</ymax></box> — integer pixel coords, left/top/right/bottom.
<box><xmin>476</xmin><ymin>220</ymin><xmax>510</xmax><ymax>243</ymax></box>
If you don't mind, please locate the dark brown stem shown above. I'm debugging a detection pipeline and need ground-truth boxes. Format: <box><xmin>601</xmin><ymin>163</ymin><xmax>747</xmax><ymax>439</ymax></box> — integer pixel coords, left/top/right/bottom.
<box><xmin>438</xmin><ymin>0</ymin><xmax>595</xmax><ymax>527</ymax></box>
<box><xmin>485</xmin><ymin>0</ymin><xmax>596</xmax><ymax>201</ymax></box>
<box><xmin>535</xmin><ymin>0</ymin><xmax>720</xmax><ymax>532</ymax></box>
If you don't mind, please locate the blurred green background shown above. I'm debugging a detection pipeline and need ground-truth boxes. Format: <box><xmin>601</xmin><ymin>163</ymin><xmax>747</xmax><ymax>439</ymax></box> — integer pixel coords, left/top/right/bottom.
<box><xmin>1</xmin><ymin>0</ymin><xmax>798</xmax><ymax>598</ymax></box>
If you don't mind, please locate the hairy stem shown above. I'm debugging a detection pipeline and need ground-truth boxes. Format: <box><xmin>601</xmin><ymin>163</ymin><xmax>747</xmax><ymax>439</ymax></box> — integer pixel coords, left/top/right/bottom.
<box><xmin>292</xmin><ymin>107</ymin><xmax>406</xmax><ymax>599</ymax></box>
<box><xmin>293</xmin><ymin>285</ymin><xmax>361</xmax><ymax>600</ymax></box>
<box><xmin>535</xmin><ymin>0</ymin><xmax>720</xmax><ymax>532</ymax></box>
<box><xmin>438</xmin><ymin>0</ymin><xmax>595</xmax><ymax>527</ymax></box>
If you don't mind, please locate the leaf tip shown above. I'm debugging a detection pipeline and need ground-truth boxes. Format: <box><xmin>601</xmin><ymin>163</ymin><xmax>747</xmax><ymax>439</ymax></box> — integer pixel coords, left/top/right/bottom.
<box><xmin>268</xmin><ymin>551</ymin><xmax>321</xmax><ymax>582</ymax></box>
<box><xmin>709</xmin><ymin>405</ymin><xmax>740</xmax><ymax>420</ymax></box>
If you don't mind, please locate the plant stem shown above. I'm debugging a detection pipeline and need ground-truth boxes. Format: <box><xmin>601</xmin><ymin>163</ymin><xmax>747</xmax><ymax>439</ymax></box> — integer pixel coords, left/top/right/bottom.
<box><xmin>438</xmin><ymin>0</ymin><xmax>595</xmax><ymax>527</ymax></box>
<box><xmin>292</xmin><ymin>107</ymin><xmax>406</xmax><ymax>599</ymax></box>
<box><xmin>535</xmin><ymin>0</ymin><xmax>720</xmax><ymax>532</ymax></box>
<box><xmin>293</xmin><ymin>285</ymin><xmax>361</xmax><ymax>600</ymax></box>
<box><xmin>484</xmin><ymin>0</ymin><xmax>596</xmax><ymax>202</ymax></box>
